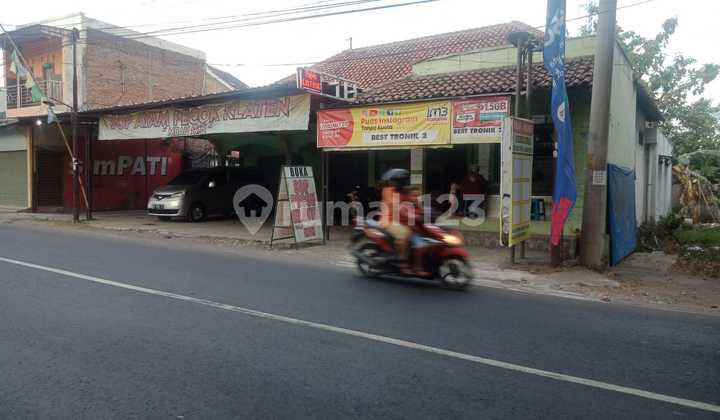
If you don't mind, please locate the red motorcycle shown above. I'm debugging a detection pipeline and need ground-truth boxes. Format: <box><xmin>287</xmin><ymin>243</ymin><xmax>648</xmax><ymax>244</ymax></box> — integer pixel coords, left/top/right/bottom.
<box><xmin>351</xmin><ymin>218</ymin><xmax>473</xmax><ymax>289</ymax></box>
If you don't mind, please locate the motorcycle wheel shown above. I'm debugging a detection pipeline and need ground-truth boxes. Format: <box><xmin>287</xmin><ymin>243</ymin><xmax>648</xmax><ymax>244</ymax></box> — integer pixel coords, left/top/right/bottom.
<box><xmin>356</xmin><ymin>243</ymin><xmax>383</xmax><ymax>279</ymax></box>
<box><xmin>438</xmin><ymin>257</ymin><xmax>473</xmax><ymax>290</ymax></box>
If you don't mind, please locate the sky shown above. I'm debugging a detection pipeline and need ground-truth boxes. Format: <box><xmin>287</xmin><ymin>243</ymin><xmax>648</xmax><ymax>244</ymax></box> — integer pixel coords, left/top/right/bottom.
<box><xmin>2</xmin><ymin>0</ymin><xmax>719</xmax><ymax>103</ymax></box>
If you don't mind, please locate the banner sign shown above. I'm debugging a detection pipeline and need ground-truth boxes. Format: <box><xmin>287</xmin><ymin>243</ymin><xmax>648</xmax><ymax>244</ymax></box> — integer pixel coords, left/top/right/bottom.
<box><xmin>500</xmin><ymin>117</ymin><xmax>534</xmax><ymax>247</ymax></box>
<box><xmin>451</xmin><ymin>96</ymin><xmax>510</xmax><ymax>144</ymax></box>
<box><xmin>99</xmin><ymin>94</ymin><xmax>311</xmax><ymax>140</ymax></box>
<box><xmin>544</xmin><ymin>0</ymin><xmax>577</xmax><ymax>246</ymax></box>
<box><xmin>271</xmin><ymin>165</ymin><xmax>323</xmax><ymax>246</ymax></box>
<box><xmin>317</xmin><ymin>101</ymin><xmax>451</xmax><ymax>149</ymax></box>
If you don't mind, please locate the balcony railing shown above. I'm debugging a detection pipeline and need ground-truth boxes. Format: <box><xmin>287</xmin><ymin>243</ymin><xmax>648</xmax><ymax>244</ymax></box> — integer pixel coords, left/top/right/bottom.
<box><xmin>6</xmin><ymin>79</ymin><xmax>63</xmax><ymax>108</ymax></box>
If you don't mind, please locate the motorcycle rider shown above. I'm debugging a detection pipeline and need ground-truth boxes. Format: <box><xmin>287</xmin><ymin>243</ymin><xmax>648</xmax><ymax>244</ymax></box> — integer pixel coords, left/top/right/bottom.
<box><xmin>379</xmin><ymin>169</ymin><xmax>414</xmax><ymax>274</ymax></box>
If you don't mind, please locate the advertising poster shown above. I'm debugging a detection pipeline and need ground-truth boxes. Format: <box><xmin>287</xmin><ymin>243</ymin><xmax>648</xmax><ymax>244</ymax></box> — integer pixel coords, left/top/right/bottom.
<box><xmin>317</xmin><ymin>101</ymin><xmax>451</xmax><ymax>149</ymax></box>
<box><xmin>99</xmin><ymin>94</ymin><xmax>311</xmax><ymax>140</ymax></box>
<box><xmin>451</xmin><ymin>96</ymin><xmax>510</xmax><ymax>144</ymax></box>
<box><xmin>272</xmin><ymin>166</ymin><xmax>323</xmax><ymax>244</ymax></box>
<box><xmin>500</xmin><ymin>117</ymin><xmax>534</xmax><ymax>247</ymax></box>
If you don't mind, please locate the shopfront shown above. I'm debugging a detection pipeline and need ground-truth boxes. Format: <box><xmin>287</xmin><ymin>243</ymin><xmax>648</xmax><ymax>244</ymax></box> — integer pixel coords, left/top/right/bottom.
<box><xmin>317</xmin><ymin>96</ymin><xmax>512</xmax><ymax>227</ymax></box>
<box><xmin>90</xmin><ymin>88</ymin><xmax>317</xmax><ymax>212</ymax></box>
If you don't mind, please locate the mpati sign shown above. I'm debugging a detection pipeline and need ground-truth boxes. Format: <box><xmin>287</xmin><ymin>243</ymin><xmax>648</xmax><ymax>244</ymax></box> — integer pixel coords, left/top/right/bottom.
<box><xmin>98</xmin><ymin>94</ymin><xmax>311</xmax><ymax>140</ymax></box>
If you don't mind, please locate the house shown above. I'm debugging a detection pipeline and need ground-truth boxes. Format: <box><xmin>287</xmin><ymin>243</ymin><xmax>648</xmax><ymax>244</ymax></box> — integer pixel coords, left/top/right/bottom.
<box><xmin>0</xmin><ymin>13</ymin><xmax>245</xmax><ymax>210</ymax></box>
<box><xmin>307</xmin><ymin>24</ymin><xmax>672</xmax><ymax>259</ymax></box>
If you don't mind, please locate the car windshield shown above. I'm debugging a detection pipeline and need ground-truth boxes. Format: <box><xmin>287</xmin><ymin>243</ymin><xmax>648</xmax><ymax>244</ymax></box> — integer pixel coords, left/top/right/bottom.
<box><xmin>168</xmin><ymin>171</ymin><xmax>208</xmax><ymax>185</ymax></box>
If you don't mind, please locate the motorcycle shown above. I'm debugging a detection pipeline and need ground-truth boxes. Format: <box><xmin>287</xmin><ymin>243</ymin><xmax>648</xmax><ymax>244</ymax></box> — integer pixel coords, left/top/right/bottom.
<box><xmin>350</xmin><ymin>218</ymin><xmax>473</xmax><ymax>289</ymax></box>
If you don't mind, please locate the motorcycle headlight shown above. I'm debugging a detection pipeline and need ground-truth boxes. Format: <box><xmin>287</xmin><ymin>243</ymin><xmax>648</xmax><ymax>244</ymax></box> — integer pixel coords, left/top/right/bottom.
<box><xmin>442</xmin><ymin>234</ymin><xmax>463</xmax><ymax>246</ymax></box>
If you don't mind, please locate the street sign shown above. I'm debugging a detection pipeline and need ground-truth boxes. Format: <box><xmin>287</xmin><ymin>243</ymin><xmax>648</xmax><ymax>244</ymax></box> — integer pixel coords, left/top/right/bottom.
<box><xmin>500</xmin><ymin>117</ymin><xmax>534</xmax><ymax>247</ymax></box>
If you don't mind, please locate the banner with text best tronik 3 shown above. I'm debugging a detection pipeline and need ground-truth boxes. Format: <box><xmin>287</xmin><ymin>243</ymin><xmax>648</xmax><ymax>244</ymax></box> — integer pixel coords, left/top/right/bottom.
<box><xmin>317</xmin><ymin>101</ymin><xmax>451</xmax><ymax>149</ymax></box>
<box><xmin>98</xmin><ymin>94</ymin><xmax>311</xmax><ymax>140</ymax></box>
<box><xmin>451</xmin><ymin>96</ymin><xmax>510</xmax><ymax>144</ymax></box>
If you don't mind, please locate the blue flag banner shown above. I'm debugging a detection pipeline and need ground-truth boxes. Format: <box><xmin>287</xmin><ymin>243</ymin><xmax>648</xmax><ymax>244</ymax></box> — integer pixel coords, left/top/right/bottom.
<box><xmin>543</xmin><ymin>0</ymin><xmax>577</xmax><ymax>246</ymax></box>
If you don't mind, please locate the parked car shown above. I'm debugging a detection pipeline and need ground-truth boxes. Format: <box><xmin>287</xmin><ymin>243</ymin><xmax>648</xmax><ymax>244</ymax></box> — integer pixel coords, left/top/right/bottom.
<box><xmin>147</xmin><ymin>167</ymin><xmax>265</xmax><ymax>222</ymax></box>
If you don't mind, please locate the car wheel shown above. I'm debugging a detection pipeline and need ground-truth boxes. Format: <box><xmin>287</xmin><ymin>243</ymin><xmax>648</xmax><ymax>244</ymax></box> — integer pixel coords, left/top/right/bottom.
<box><xmin>187</xmin><ymin>203</ymin><xmax>206</xmax><ymax>222</ymax></box>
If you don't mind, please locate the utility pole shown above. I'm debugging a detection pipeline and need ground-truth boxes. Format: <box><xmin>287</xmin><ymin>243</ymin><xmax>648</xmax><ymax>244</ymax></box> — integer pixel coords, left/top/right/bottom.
<box><xmin>580</xmin><ymin>0</ymin><xmax>616</xmax><ymax>268</ymax></box>
<box><xmin>71</xmin><ymin>28</ymin><xmax>80</xmax><ymax>223</ymax></box>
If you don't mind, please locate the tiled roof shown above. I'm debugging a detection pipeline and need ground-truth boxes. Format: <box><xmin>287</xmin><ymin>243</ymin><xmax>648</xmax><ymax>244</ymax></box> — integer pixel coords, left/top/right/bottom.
<box><xmin>311</xmin><ymin>21</ymin><xmax>542</xmax><ymax>88</ymax></box>
<box><xmin>356</xmin><ymin>56</ymin><xmax>595</xmax><ymax>104</ymax></box>
<box><xmin>207</xmin><ymin>65</ymin><xmax>249</xmax><ymax>90</ymax></box>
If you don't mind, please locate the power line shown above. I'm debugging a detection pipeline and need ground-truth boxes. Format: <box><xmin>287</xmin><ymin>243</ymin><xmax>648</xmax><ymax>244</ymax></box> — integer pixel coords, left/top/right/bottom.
<box><xmin>44</xmin><ymin>0</ymin><xmax>384</xmax><ymax>32</ymax></box>
<box><xmin>86</xmin><ymin>0</ymin><xmax>439</xmax><ymax>40</ymax></box>
<box><xmin>4</xmin><ymin>0</ymin><xmax>657</xmax><ymax>76</ymax></box>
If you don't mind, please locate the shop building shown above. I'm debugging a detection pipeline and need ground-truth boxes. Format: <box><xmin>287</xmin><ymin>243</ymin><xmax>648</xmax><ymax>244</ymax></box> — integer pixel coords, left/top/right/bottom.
<box><xmin>1</xmin><ymin>13</ymin><xmax>243</xmax><ymax>211</ymax></box>
<box><xmin>314</xmin><ymin>33</ymin><xmax>671</xmax><ymax>254</ymax></box>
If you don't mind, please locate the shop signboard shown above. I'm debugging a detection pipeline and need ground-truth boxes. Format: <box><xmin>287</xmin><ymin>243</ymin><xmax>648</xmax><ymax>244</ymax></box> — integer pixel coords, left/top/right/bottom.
<box><xmin>500</xmin><ymin>117</ymin><xmax>534</xmax><ymax>247</ymax></box>
<box><xmin>296</xmin><ymin>67</ymin><xmax>359</xmax><ymax>101</ymax></box>
<box><xmin>451</xmin><ymin>96</ymin><xmax>510</xmax><ymax>144</ymax></box>
<box><xmin>317</xmin><ymin>101</ymin><xmax>451</xmax><ymax>149</ymax></box>
<box><xmin>98</xmin><ymin>94</ymin><xmax>311</xmax><ymax>140</ymax></box>
<box><xmin>297</xmin><ymin>68</ymin><xmax>322</xmax><ymax>93</ymax></box>
<box><xmin>271</xmin><ymin>166</ymin><xmax>323</xmax><ymax>246</ymax></box>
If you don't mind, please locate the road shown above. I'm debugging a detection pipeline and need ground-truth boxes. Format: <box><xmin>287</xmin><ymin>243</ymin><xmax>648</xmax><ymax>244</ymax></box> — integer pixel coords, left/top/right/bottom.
<box><xmin>0</xmin><ymin>223</ymin><xmax>718</xmax><ymax>419</ymax></box>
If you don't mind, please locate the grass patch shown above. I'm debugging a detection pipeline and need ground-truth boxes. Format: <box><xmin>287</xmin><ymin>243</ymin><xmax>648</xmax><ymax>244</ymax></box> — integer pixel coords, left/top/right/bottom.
<box><xmin>674</xmin><ymin>226</ymin><xmax>720</xmax><ymax>247</ymax></box>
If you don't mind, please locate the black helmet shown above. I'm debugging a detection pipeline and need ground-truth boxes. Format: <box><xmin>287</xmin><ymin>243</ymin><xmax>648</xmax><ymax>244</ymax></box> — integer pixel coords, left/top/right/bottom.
<box><xmin>381</xmin><ymin>168</ymin><xmax>410</xmax><ymax>188</ymax></box>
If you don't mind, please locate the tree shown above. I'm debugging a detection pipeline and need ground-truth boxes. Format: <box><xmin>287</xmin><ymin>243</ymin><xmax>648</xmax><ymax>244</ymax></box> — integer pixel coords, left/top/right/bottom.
<box><xmin>578</xmin><ymin>2</ymin><xmax>720</xmax><ymax>160</ymax></box>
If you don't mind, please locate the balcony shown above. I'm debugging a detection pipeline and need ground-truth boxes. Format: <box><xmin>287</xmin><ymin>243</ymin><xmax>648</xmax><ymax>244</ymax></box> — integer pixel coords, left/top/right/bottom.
<box><xmin>7</xmin><ymin>79</ymin><xmax>63</xmax><ymax>109</ymax></box>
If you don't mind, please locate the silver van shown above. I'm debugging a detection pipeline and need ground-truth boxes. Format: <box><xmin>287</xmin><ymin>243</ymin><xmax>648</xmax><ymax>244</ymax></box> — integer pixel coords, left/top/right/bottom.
<box><xmin>147</xmin><ymin>167</ymin><xmax>264</xmax><ymax>222</ymax></box>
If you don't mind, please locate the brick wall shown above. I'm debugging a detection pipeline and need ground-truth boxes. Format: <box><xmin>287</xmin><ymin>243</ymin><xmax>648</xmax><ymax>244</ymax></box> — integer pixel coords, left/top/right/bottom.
<box><xmin>84</xmin><ymin>29</ymin><xmax>209</xmax><ymax>109</ymax></box>
<box><xmin>203</xmin><ymin>72</ymin><xmax>230</xmax><ymax>95</ymax></box>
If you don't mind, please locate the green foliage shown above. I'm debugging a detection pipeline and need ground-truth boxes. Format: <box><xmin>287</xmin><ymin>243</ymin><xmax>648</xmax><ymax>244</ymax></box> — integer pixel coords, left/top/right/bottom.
<box><xmin>678</xmin><ymin>150</ymin><xmax>720</xmax><ymax>184</ymax></box>
<box><xmin>675</xmin><ymin>226</ymin><xmax>720</xmax><ymax>247</ymax></box>
<box><xmin>578</xmin><ymin>2</ymin><xmax>720</xmax><ymax>159</ymax></box>
<box><xmin>637</xmin><ymin>212</ymin><xmax>685</xmax><ymax>252</ymax></box>
<box><xmin>659</xmin><ymin>211</ymin><xmax>685</xmax><ymax>231</ymax></box>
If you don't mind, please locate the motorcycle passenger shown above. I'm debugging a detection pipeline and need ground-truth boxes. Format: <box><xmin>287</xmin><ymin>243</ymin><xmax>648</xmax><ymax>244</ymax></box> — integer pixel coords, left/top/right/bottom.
<box><xmin>403</xmin><ymin>187</ymin><xmax>433</xmax><ymax>277</ymax></box>
<box><xmin>379</xmin><ymin>169</ymin><xmax>414</xmax><ymax>273</ymax></box>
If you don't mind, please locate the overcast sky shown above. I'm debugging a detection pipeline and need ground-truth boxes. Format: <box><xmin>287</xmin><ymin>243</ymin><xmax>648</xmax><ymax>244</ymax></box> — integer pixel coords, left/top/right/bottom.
<box><xmin>3</xmin><ymin>0</ymin><xmax>719</xmax><ymax>103</ymax></box>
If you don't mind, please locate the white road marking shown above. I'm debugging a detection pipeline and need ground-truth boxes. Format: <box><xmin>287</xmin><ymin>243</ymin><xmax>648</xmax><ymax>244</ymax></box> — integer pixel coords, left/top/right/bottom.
<box><xmin>1</xmin><ymin>255</ymin><xmax>718</xmax><ymax>414</ymax></box>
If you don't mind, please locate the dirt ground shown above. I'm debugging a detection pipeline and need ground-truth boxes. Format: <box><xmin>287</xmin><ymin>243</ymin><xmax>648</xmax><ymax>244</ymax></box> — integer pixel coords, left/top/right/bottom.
<box><xmin>2</xmin><ymin>212</ymin><xmax>719</xmax><ymax>316</ymax></box>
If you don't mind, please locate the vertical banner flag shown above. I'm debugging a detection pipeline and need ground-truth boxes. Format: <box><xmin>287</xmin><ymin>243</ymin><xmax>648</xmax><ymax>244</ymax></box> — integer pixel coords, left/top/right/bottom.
<box><xmin>544</xmin><ymin>0</ymin><xmax>577</xmax><ymax>246</ymax></box>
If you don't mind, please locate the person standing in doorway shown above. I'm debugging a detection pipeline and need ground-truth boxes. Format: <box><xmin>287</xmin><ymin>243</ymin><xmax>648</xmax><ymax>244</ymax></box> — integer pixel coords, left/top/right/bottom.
<box><xmin>461</xmin><ymin>165</ymin><xmax>488</xmax><ymax>218</ymax></box>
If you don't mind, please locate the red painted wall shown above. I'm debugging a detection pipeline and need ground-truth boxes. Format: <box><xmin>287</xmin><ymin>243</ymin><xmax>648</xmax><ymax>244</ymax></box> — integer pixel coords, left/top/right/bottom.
<box><xmin>63</xmin><ymin>139</ymin><xmax>184</xmax><ymax>211</ymax></box>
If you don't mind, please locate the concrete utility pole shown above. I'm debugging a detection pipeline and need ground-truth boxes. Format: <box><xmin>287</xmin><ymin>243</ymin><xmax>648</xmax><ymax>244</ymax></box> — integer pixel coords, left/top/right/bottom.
<box><xmin>72</xmin><ymin>28</ymin><xmax>80</xmax><ymax>223</ymax></box>
<box><xmin>580</xmin><ymin>0</ymin><xmax>616</xmax><ymax>268</ymax></box>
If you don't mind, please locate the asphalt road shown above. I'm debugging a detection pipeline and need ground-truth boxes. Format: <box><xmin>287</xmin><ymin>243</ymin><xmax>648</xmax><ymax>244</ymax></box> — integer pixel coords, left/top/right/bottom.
<box><xmin>0</xmin><ymin>223</ymin><xmax>718</xmax><ymax>419</ymax></box>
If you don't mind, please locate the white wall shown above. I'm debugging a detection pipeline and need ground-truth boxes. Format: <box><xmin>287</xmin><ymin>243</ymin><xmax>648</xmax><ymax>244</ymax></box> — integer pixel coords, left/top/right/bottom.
<box><xmin>654</xmin><ymin>130</ymin><xmax>673</xmax><ymax>220</ymax></box>
<box><xmin>607</xmin><ymin>43</ymin><xmax>638</xmax><ymax>169</ymax></box>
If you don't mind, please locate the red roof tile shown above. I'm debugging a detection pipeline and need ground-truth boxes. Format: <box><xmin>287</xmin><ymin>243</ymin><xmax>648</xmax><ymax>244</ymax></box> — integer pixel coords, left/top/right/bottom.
<box><xmin>312</xmin><ymin>21</ymin><xmax>542</xmax><ymax>88</ymax></box>
<box><xmin>356</xmin><ymin>56</ymin><xmax>594</xmax><ymax>104</ymax></box>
